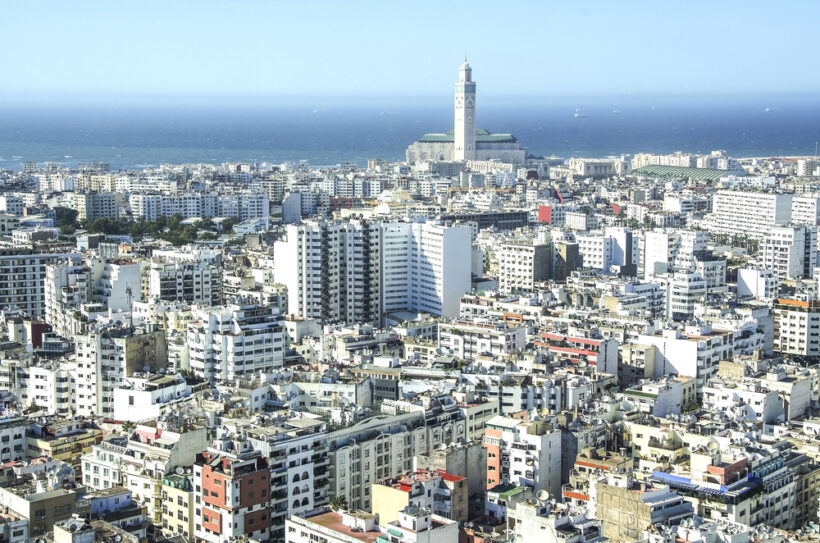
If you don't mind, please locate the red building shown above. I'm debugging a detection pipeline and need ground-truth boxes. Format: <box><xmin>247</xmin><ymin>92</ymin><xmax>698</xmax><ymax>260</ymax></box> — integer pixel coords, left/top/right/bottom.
<box><xmin>536</xmin><ymin>332</ymin><xmax>619</xmax><ymax>374</ymax></box>
<box><xmin>194</xmin><ymin>446</ymin><xmax>271</xmax><ymax>543</ymax></box>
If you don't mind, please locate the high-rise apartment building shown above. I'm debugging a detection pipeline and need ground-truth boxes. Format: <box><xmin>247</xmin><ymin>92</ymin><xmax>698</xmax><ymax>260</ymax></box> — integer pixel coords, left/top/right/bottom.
<box><xmin>44</xmin><ymin>262</ymin><xmax>91</xmax><ymax>328</ymax></box>
<box><xmin>187</xmin><ymin>304</ymin><xmax>286</xmax><ymax>382</ymax></box>
<box><xmin>275</xmin><ymin>219</ymin><xmax>381</xmax><ymax>323</ymax></box>
<box><xmin>773</xmin><ymin>298</ymin><xmax>820</xmax><ymax>358</ymax></box>
<box><xmin>707</xmin><ymin>190</ymin><xmax>792</xmax><ymax>240</ymax></box>
<box><xmin>148</xmin><ymin>260</ymin><xmax>222</xmax><ymax>306</ymax></box>
<box><xmin>759</xmin><ymin>225</ymin><xmax>817</xmax><ymax>280</ymax></box>
<box><xmin>0</xmin><ymin>249</ymin><xmax>82</xmax><ymax>317</ymax></box>
<box><xmin>643</xmin><ymin>230</ymin><xmax>708</xmax><ymax>280</ymax></box>
<box><xmin>497</xmin><ymin>241</ymin><xmax>551</xmax><ymax>293</ymax></box>
<box><xmin>792</xmin><ymin>195</ymin><xmax>820</xmax><ymax>225</ymax></box>
<box><xmin>276</xmin><ymin>219</ymin><xmax>471</xmax><ymax>322</ymax></box>
<box><xmin>74</xmin><ymin>326</ymin><xmax>168</xmax><ymax>416</ymax></box>
<box><xmin>383</xmin><ymin>221</ymin><xmax>471</xmax><ymax>318</ymax></box>
<box><xmin>74</xmin><ymin>191</ymin><xmax>119</xmax><ymax>221</ymax></box>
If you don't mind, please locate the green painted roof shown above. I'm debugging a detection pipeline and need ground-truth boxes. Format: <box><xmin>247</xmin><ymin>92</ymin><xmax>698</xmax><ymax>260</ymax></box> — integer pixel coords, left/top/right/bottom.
<box><xmin>632</xmin><ymin>165</ymin><xmax>741</xmax><ymax>181</ymax></box>
<box><xmin>417</xmin><ymin>129</ymin><xmax>518</xmax><ymax>144</ymax></box>
<box><xmin>488</xmin><ymin>482</ymin><xmax>527</xmax><ymax>500</ymax></box>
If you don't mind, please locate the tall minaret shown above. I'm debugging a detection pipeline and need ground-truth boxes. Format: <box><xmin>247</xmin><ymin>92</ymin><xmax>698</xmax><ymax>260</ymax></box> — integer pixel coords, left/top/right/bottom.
<box><xmin>454</xmin><ymin>58</ymin><xmax>476</xmax><ymax>161</ymax></box>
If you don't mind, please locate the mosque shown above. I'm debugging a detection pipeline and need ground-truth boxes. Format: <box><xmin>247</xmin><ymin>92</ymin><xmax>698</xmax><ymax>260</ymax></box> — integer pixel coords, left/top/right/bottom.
<box><xmin>405</xmin><ymin>60</ymin><xmax>527</xmax><ymax>164</ymax></box>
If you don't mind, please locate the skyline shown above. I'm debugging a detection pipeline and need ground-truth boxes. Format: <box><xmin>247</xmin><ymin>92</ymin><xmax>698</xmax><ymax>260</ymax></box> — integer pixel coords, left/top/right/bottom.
<box><xmin>3</xmin><ymin>1</ymin><xmax>820</xmax><ymax>105</ymax></box>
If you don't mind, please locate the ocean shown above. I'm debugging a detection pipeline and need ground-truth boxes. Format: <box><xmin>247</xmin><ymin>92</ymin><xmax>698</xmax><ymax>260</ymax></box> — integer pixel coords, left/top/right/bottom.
<box><xmin>0</xmin><ymin>95</ymin><xmax>818</xmax><ymax>170</ymax></box>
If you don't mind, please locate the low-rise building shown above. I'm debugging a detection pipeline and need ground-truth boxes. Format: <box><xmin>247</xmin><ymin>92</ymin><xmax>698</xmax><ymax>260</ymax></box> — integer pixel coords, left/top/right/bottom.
<box><xmin>371</xmin><ymin>469</ymin><xmax>467</xmax><ymax>524</ymax></box>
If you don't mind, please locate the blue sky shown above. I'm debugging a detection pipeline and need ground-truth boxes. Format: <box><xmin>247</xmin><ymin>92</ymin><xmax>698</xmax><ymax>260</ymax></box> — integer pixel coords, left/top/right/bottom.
<box><xmin>2</xmin><ymin>0</ymin><xmax>819</xmax><ymax>104</ymax></box>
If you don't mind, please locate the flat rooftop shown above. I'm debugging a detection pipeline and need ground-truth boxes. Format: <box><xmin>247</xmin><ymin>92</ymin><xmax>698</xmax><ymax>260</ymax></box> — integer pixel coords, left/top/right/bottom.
<box><xmin>302</xmin><ymin>511</ymin><xmax>382</xmax><ymax>543</ymax></box>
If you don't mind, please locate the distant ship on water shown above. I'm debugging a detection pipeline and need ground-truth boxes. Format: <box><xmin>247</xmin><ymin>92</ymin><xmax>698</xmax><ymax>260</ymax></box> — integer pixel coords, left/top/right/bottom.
<box><xmin>573</xmin><ymin>108</ymin><xmax>588</xmax><ymax>118</ymax></box>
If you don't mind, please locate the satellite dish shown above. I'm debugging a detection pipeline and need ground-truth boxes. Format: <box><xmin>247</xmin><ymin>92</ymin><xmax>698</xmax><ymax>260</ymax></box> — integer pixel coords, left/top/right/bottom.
<box><xmin>175</xmin><ymin>466</ymin><xmax>184</xmax><ymax>475</ymax></box>
<box><xmin>536</xmin><ymin>490</ymin><xmax>550</xmax><ymax>501</ymax></box>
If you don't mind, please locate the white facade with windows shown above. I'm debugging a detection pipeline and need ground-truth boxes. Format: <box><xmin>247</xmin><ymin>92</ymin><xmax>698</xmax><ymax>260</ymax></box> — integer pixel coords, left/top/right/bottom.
<box><xmin>276</xmin><ymin>219</ymin><xmax>471</xmax><ymax>322</ymax></box>
<box><xmin>129</xmin><ymin>192</ymin><xmax>268</xmax><ymax>220</ymax></box>
<box><xmin>737</xmin><ymin>268</ymin><xmax>777</xmax><ymax>300</ymax></box>
<box><xmin>0</xmin><ymin>250</ymin><xmax>82</xmax><ymax>317</ymax></box>
<box><xmin>483</xmin><ymin>416</ymin><xmax>562</xmax><ymax>498</ymax></box>
<box><xmin>759</xmin><ymin>225</ymin><xmax>817</xmax><ymax>280</ymax></box>
<box><xmin>187</xmin><ymin>304</ymin><xmax>285</xmax><ymax>382</ymax></box>
<box><xmin>74</xmin><ymin>328</ymin><xmax>167</xmax><ymax>417</ymax></box>
<box><xmin>438</xmin><ymin>320</ymin><xmax>526</xmax><ymax>360</ymax></box>
<box><xmin>792</xmin><ymin>196</ymin><xmax>820</xmax><ymax>225</ymax></box>
<box><xmin>497</xmin><ymin>241</ymin><xmax>551</xmax><ymax>293</ymax></box>
<box><xmin>706</xmin><ymin>190</ymin><xmax>792</xmax><ymax>240</ymax></box>
<box><xmin>0</xmin><ymin>418</ymin><xmax>27</xmax><ymax>463</ymax></box>
<box><xmin>773</xmin><ymin>299</ymin><xmax>820</xmax><ymax>357</ymax></box>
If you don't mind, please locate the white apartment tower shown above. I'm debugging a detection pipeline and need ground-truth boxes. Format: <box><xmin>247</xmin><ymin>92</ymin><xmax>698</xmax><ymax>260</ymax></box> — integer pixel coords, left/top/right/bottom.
<box><xmin>708</xmin><ymin>190</ymin><xmax>792</xmax><ymax>240</ymax></box>
<box><xmin>394</xmin><ymin>221</ymin><xmax>472</xmax><ymax>318</ymax></box>
<box><xmin>74</xmin><ymin>327</ymin><xmax>168</xmax><ymax>417</ymax></box>
<box><xmin>44</xmin><ymin>262</ymin><xmax>92</xmax><ymax>327</ymax></box>
<box><xmin>497</xmin><ymin>241</ymin><xmax>551</xmax><ymax>293</ymax></box>
<box><xmin>454</xmin><ymin>59</ymin><xmax>476</xmax><ymax>161</ymax></box>
<box><xmin>760</xmin><ymin>225</ymin><xmax>818</xmax><ymax>280</ymax></box>
<box><xmin>773</xmin><ymin>299</ymin><xmax>820</xmax><ymax>357</ymax></box>
<box><xmin>643</xmin><ymin>230</ymin><xmax>707</xmax><ymax>280</ymax></box>
<box><xmin>276</xmin><ymin>219</ymin><xmax>471</xmax><ymax>322</ymax></box>
<box><xmin>275</xmin><ymin>220</ymin><xmax>381</xmax><ymax>323</ymax></box>
<box><xmin>186</xmin><ymin>304</ymin><xmax>286</xmax><ymax>383</ymax></box>
<box><xmin>792</xmin><ymin>196</ymin><xmax>820</xmax><ymax>226</ymax></box>
<box><xmin>0</xmin><ymin>249</ymin><xmax>82</xmax><ymax>317</ymax></box>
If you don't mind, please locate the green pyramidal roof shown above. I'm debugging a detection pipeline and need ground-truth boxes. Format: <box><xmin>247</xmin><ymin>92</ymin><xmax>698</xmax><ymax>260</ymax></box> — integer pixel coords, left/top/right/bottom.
<box><xmin>417</xmin><ymin>129</ymin><xmax>518</xmax><ymax>144</ymax></box>
<box><xmin>632</xmin><ymin>164</ymin><xmax>743</xmax><ymax>181</ymax></box>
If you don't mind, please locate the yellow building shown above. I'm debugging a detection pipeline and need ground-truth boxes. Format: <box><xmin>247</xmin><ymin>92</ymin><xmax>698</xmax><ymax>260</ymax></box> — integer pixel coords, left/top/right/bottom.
<box><xmin>161</xmin><ymin>472</ymin><xmax>194</xmax><ymax>539</ymax></box>
<box><xmin>26</xmin><ymin>421</ymin><xmax>103</xmax><ymax>468</ymax></box>
<box><xmin>371</xmin><ymin>469</ymin><xmax>468</xmax><ymax>525</ymax></box>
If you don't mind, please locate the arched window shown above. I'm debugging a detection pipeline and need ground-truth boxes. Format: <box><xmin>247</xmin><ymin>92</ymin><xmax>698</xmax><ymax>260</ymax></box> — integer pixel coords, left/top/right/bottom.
<box><xmin>302</xmin><ymin>497</ymin><xmax>309</xmax><ymax>506</ymax></box>
<box><xmin>303</xmin><ymin>471</ymin><xmax>309</xmax><ymax>480</ymax></box>
<box><xmin>293</xmin><ymin>487</ymin><xmax>301</xmax><ymax>495</ymax></box>
<box><xmin>292</xmin><ymin>473</ymin><xmax>300</xmax><ymax>482</ymax></box>
<box><xmin>293</xmin><ymin>500</ymin><xmax>300</xmax><ymax>509</ymax></box>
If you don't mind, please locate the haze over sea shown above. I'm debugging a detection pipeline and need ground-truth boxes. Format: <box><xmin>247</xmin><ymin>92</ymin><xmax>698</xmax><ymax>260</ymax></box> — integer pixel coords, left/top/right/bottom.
<box><xmin>1</xmin><ymin>95</ymin><xmax>818</xmax><ymax>171</ymax></box>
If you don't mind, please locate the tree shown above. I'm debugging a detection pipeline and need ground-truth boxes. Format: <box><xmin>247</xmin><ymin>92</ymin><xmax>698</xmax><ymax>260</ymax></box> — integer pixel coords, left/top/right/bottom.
<box><xmin>122</xmin><ymin>421</ymin><xmax>135</xmax><ymax>435</ymax></box>
<box><xmin>329</xmin><ymin>496</ymin><xmax>348</xmax><ymax>511</ymax></box>
<box><xmin>54</xmin><ymin>206</ymin><xmax>79</xmax><ymax>228</ymax></box>
<box><xmin>167</xmin><ymin>214</ymin><xmax>183</xmax><ymax>231</ymax></box>
<box><xmin>221</xmin><ymin>217</ymin><xmax>240</xmax><ymax>230</ymax></box>
<box><xmin>194</xmin><ymin>217</ymin><xmax>215</xmax><ymax>230</ymax></box>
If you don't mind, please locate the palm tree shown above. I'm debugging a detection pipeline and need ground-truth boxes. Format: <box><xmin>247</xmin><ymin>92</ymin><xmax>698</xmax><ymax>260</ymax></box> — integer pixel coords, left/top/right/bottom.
<box><xmin>122</xmin><ymin>421</ymin><xmax>135</xmax><ymax>435</ymax></box>
<box><xmin>329</xmin><ymin>496</ymin><xmax>348</xmax><ymax>511</ymax></box>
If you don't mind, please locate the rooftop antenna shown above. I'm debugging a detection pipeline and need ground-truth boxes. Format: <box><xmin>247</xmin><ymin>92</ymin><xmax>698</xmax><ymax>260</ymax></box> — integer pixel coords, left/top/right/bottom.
<box><xmin>126</xmin><ymin>283</ymin><xmax>133</xmax><ymax>332</ymax></box>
